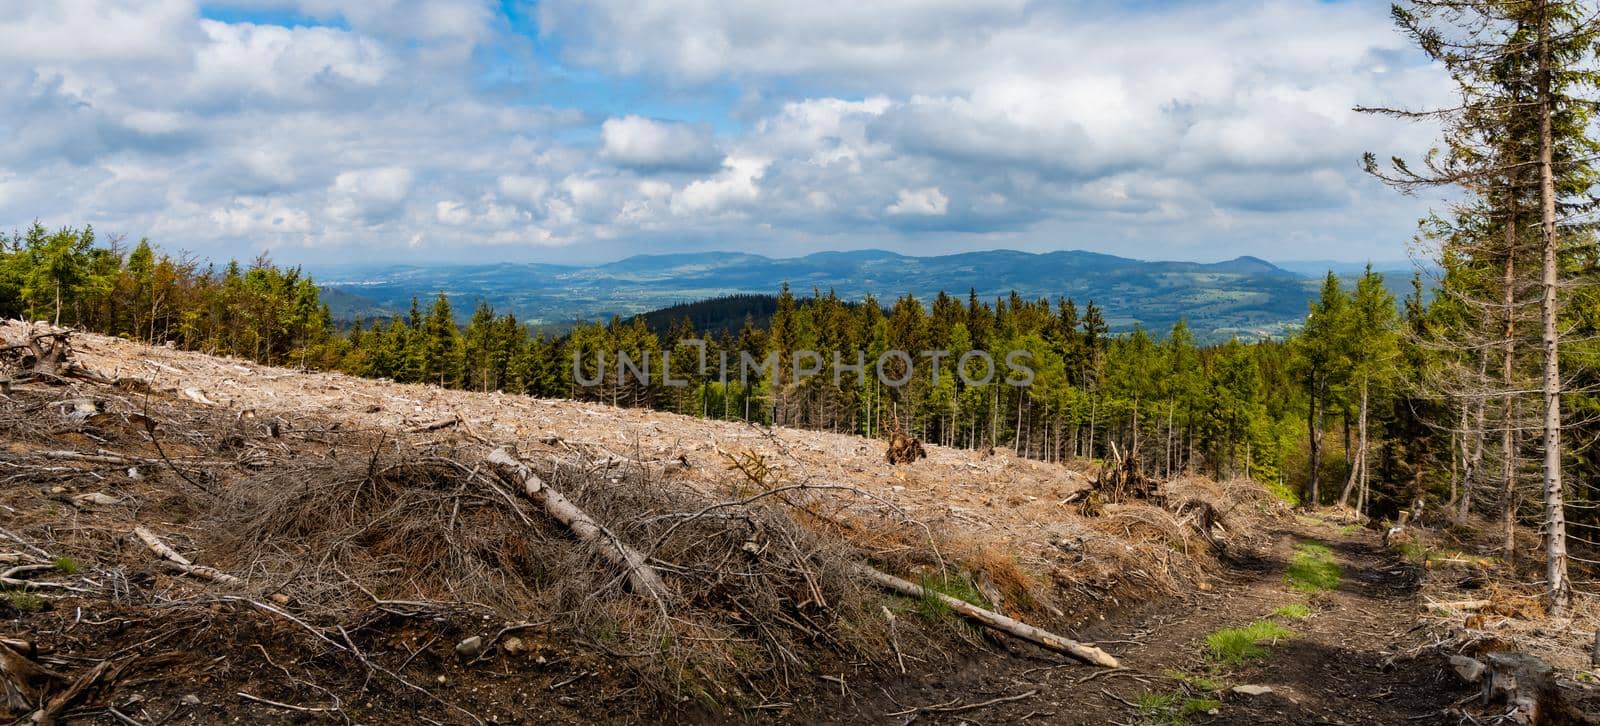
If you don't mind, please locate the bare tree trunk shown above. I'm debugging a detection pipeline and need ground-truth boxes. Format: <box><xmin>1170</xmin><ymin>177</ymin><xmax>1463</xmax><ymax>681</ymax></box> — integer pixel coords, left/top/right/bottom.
<box><xmin>487</xmin><ymin>448</ymin><xmax>666</xmax><ymax>599</ymax></box>
<box><xmin>1535</xmin><ymin>2</ymin><xmax>1570</xmax><ymax>615</ymax></box>
<box><xmin>1458</xmin><ymin>354</ymin><xmax>1489</xmax><ymax>522</ymax></box>
<box><xmin>1356</xmin><ymin>378</ymin><xmax>1369</xmax><ymax>511</ymax></box>
<box><xmin>851</xmin><ymin>563</ymin><xmax>1119</xmax><ymax>667</ymax></box>
<box><xmin>1502</xmin><ymin>184</ymin><xmax>1520</xmax><ymax>562</ymax></box>
<box><xmin>1166</xmin><ymin>399</ymin><xmax>1175</xmax><ymax>478</ymax></box>
<box><xmin>1338</xmin><ymin>377</ymin><xmax>1369</xmax><ymax>509</ymax></box>
<box><xmin>1307</xmin><ymin>377</ymin><xmax>1322</xmax><ymax>507</ymax></box>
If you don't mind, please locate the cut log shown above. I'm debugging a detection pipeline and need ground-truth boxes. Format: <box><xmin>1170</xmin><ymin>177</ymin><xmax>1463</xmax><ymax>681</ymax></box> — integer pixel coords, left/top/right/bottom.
<box><xmin>407</xmin><ymin>416</ymin><xmax>461</xmax><ymax>433</ymax></box>
<box><xmin>1427</xmin><ymin>598</ymin><xmax>1491</xmax><ymax>611</ymax></box>
<box><xmin>132</xmin><ymin>527</ymin><xmax>242</xmax><ymax>586</ymax></box>
<box><xmin>849</xmin><ymin>563</ymin><xmax>1120</xmax><ymax>668</ymax></box>
<box><xmin>31</xmin><ymin>659</ymin><xmax>117</xmax><ymax>726</ymax></box>
<box><xmin>486</xmin><ymin>447</ymin><xmax>666</xmax><ymax>599</ymax></box>
<box><xmin>0</xmin><ymin>642</ymin><xmax>63</xmax><ymax>720</ymax></box>
<box><xmin>1481</xmin><ymin>652</ymin><xmax>1556</xmax><ymax>724</ymax></box>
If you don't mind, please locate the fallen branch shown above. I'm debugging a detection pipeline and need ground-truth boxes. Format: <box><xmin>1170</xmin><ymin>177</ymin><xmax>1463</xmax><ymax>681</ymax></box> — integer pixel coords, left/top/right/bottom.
<box><xmin>31</xmin><ymin>659</ymin><xmax>120</xmax><ymax>726</ymax></box>
<box><xmin>849</xmin><ymin>563</ymin><xmax>1120</xmax><ymax>668</ymax></box>
<box><xmin>236</xmin><ymin>691</ymin><xmax>339</xmax><ymax>714</ymax></box>
<box><xmin>486</xmin><ymin>447</ymin><xmax>667</xmax><ymax>600</ymax></box>
<box><xmin>406</xmin><ymin>416</ymin><xmax>461</xmax><ymax>434</ymax></box>
<box><xmin>888</xmin><ymin>689</ymin><xmax>1039</xmax><ymax>717</ymax></box>
<box><xmin>1426</xmin><ymin>598</ymin><xmax>1491</xmax><ymax>611</ymax></box>
<box><xmin>132</xmin><ymin>527</ymin><xmax>241</xmax><ymax>586</ymax></box>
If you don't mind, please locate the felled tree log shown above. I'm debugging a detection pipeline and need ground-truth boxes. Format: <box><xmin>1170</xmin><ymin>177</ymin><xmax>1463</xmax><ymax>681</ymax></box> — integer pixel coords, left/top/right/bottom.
<box><xmin>486</xmin><ymin>447</ymin><xmax>667</xmax><ymax>599</ymax></box>
<box><xmin>0</xmin><ymin>642</ymin><xmax>63</xmax><ymax>720</ymax></box>
<box><xmin>1479</xmin><ymin>652</ymin><xmax>1557</xmax><ymax>724</ymax></box>
<box><xmin>0</xmin><ymin>328</ymin><xmax>115</xmax><ymax>387</ymax></box>
<box><xmin>132</xmin><ymin>527</ymin><xmax>242</xmax><ymax>586</ymax></box>
<box><xmin>849</xmin><ymin>563</ymin><xmax>1120</xmax><ymax>668</ymax></box>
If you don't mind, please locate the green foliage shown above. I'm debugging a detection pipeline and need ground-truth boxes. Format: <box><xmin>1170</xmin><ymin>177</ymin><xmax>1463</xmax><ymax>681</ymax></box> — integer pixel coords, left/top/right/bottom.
<box><xmin>52</xmin><ymin>557</ymin><xmax>79</xmax><ymax>575</ymax></box>
<box><xmin>913</xmin><ymin>571</ymin><xmax>991</xmax><ymax>623</ymax></box>
<box><xmin>0</xmin><ymin>222</ymin><xmax>1401</xmax><ymax>497</ymax></box>
<box><xmin>1285</xmin><ymin>542</ymin><xmax>1342</xmax><ymax>592</ymax></box>
<box><xmin>3</xmin><ymin>590</ymin><xmax>43</xmax><ymax>613</ymax></box>
<box><xmin>1136</xmin><ymin>689</ymin><xmax>1223</xmax><ymax>725</ymax></box>
<box><xmin>1271</xmin><ymin>603</ymin><xmax>1312</xmax><ymax>619</ymax></box>
<box><xmin>1204</xmin><ymin>621</ymin><xmax>1295</xmax><ymax>664</ymax></box>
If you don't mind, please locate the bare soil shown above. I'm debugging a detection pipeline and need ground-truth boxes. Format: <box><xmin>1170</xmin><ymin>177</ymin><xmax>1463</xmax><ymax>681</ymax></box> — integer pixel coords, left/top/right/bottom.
<box><xmin>789</xmin><ymin>517</ymin><xmax>1483</xmax><ymax>725</ymax></box>
<box><xmin>2</xmin><ymin>325</ymin><xmax>1596</xmax><ymax>725</ymax></box>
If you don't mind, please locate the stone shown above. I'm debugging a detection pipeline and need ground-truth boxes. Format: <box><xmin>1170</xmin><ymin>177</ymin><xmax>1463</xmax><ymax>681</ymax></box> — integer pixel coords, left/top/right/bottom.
<box><xmin>1450</xmin><ymin>655</ymin><xmax>1486</xmax><ymax>683</ymax></box>
<box><xmin>180</xmin><ymin>694</ymin><xmax>201</xmax><ymax>706</ymax></box>
<box><xmin>1231</xmin><ymin>685</ymin><xmax>1274</xmax><ymax>696</ymax></box>
<box><xmin>455</xmin><ymin>635</ymin><xmax>483</xmax><ymax>659</ymax></box>
<box><xmin>72</xmin><ymin>492</ymin><xmax>120</xmax><ymax>507</ymax></box>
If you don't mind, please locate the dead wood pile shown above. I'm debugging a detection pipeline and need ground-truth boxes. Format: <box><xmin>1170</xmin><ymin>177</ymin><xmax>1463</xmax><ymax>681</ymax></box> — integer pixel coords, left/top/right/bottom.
<box><xmin>0</xmin><ymin>330</ymin><xmax>1154</xmax><ymax>722</ymax></box>
<box><xmin>885</xmin><ymin>432</ymin><xmax>927</xmax><ymax>465</ymax></box>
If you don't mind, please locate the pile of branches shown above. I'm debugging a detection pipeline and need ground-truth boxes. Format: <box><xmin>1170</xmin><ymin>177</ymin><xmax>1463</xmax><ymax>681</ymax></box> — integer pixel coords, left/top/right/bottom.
<box><xmin>0</xmin><ymin>325</ymin><xmax>129</xmax><ymax>389</ymax></box>
<box><xmin>0</xmin><ymin>332</ymin><xmax>1124</xmax><ymax>723</ymax></box>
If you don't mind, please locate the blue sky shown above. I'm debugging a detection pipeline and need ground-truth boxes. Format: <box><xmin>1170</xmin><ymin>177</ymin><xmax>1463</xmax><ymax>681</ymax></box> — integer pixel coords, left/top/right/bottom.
<box><xmin>0</xmin><ymin>1</ymin><xmax>1447</xmax><ymax>265</ymax></box>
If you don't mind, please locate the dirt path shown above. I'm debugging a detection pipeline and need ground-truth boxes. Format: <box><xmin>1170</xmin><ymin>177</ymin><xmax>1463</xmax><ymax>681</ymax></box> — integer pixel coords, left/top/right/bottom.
<box><xmin>835</xmin><ymin>517</ymin><xmax>1474</xmax><ymax>725</ymax></box>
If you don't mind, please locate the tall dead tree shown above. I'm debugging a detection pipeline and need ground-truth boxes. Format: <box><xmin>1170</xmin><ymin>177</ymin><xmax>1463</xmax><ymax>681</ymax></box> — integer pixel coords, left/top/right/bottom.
<box><xmin>1362</xmin><ymin>4</ymin><xmax>1596</xmax><ymax>606</ymax></box>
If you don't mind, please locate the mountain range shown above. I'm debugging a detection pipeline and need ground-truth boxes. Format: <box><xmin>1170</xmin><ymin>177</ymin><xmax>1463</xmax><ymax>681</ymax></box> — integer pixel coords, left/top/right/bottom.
<box><xmin>309</xmin><ymin>249</ymin><xmax>1417</xmax><ymax>343</ymax></box>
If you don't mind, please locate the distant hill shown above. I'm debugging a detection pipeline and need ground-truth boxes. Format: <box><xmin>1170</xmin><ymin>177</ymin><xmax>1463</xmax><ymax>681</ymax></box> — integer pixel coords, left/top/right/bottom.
<box><xmin>309</xmin><ymin>248</ymin><xmax>1339</xmax><ymax>343</ymax></box>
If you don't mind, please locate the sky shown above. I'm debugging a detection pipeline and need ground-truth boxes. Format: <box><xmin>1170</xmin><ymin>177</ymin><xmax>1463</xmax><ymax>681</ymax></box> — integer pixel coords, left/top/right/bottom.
<box><xmin>0</xmin><ymin>1</ymin><xmax>1452</xmax><ymax>266</ymax></box>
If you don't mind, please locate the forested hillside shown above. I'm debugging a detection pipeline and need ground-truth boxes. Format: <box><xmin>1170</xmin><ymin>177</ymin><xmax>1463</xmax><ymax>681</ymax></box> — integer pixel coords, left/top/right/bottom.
<box><xmin>6</xmin><ymin>217</ymin><xmax>1599</xmax><ymax>569</ymax></box>
<box><xmin>311</xmin><ymin>248</ymin><xmax>1322</xmax><ymax>342</ymax></box>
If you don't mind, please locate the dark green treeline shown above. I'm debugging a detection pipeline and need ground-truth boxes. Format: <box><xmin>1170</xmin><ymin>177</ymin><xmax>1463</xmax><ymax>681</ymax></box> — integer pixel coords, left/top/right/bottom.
<box><xmin>13</xmin><ymin>219</ymin><xmax>1599</xmax><ymax>534</ymax></box>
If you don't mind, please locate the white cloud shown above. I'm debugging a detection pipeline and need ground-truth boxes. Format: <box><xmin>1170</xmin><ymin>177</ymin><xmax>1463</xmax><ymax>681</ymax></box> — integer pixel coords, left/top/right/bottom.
<box><xmin>208</xmin><ymin>196</ymin><xmax>312</xmax><ymax>235</ymax></box>
<box><xmin>326</xmin><ymin>166</ymin><xmax>412</xmax><ymax>223</ymax></box>
<box><xmin>189</xmin><ymin>20</ymin><xmax>391</xmax><ymax>108</ymax></box>
<box><xmin>600</xmin><ymin>116</ymin><xmax>720</xmax><ymax>172</ymax></box>
<box><xmin>886</xmin><ymin>187</ymin><xmax>947</xmax><ymax>216</ymax></box>
<box><xmin>0</xmin><ymin>0</ymin><xmax>1447</xmax><ymax>263</ymax></box>
<box><xmin>435</xmin><ymin>199</ymin><xmax>470</xmax><ymax>225</ymax></box>
<box><xmin>671</xmin><ymin>156</ymin><xmax>767</xmax><ymax>216</ymax></box>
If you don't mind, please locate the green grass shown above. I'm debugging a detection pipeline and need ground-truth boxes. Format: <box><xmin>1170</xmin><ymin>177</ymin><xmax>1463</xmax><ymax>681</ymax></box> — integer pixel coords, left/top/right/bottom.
<box><xmin>1136</xmin><ymin>690</ymin><xmax>1223</xmax><ymax>725</ymax></box>
<box><xmin>3</xmin><ymin>591</ymin><xmax>43</xmax><ymax>613</ymax></box>
<box><xmin>1392</xmin><ymin>541</ymin><xmax>1428</xmax><ymax>562</ymax></box>
<box><xmin>52</xmin><ymin>557</ymin><xmax>79</xmax><ymax>575</ymax></box>
<box><xmin>1205</xmin><ymin>620</ymin><xmax>1295</xmax><ymax>664</ymax></box>
<box><xmin>1338</xmin><ymin>523</ymin><xmax>1362</xmax><ymax>535</ymax></box>
<box><xmin>1285</xmin><ymin>542</ymin><xmax>1341</xmax><ymax>592</ymax></box>
<box><xmin>1165</xmin><ymin>670</ymin><xmax>1226</xmax><ymax>693</ymax></box>
<box><xmin>914</xmin><ymin>571</ymin><xmax>991</xmax><ymax>622</ymax></box>
<box><xmin>1271</xmin><ymin>603</ymin><xmax>1312</xmax><ymax>619</ymax></box>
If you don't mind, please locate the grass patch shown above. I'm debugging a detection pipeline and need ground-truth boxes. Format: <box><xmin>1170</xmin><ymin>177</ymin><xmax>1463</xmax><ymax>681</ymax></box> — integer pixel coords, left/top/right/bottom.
<box><xmin>1286</xmin><ymin>541</ymin><xmax>1341</xmax><ymax>592</ymax></box>
<box><xmin>914</xmin><ymin>571</ymin><xmax>991</xmax><ymax>622</ymax></box>
<box><xmin>1165</xmin><ymin>670</ymin><xmax>1226</xmax><ymax>693</ymax></box>
<box><xmin>1338</xmin><ymin>523</ymin><xmax>1361</xmax><ymax>535</ymax></box>
<box><xmin>52</xmin><ymin>557</ymin><xmax>79</xmax><ymax>575</ymax></box>
<box><xmin>1392</xmin><ymin>541</ymin><xmax>1428</xmax><ymax>562</ymax></box>
<box><xmin>1205</xmin><ymin>620</ymin><xmax>1294</xmax><ymax>664</ymax></box>
<box><xmin>3</xmin><ymin>591</ymin><xmax>44</xmax><ymax>613</ymax></box>
<box><xmin>1136</xmin><ymin>690</ymin><xmax>1223</xmax><ymax>725</ymax></box>
<box><xmin>1271</xmin><ymin>603</ymin><xmax>1312</xmax><ymax>619</ymax></box>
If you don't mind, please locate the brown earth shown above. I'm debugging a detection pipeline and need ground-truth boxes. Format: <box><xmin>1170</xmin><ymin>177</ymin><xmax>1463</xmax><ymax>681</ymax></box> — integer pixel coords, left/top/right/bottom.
<box><xmin>794</xmin><ymin>518</ymin><xmax>1483</xmax><ymax>725</ymax></box>
<box><xmin>1</xmin><ymin>324</ymin><xmax>1595</xmax><ymax>724</ymax></box>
